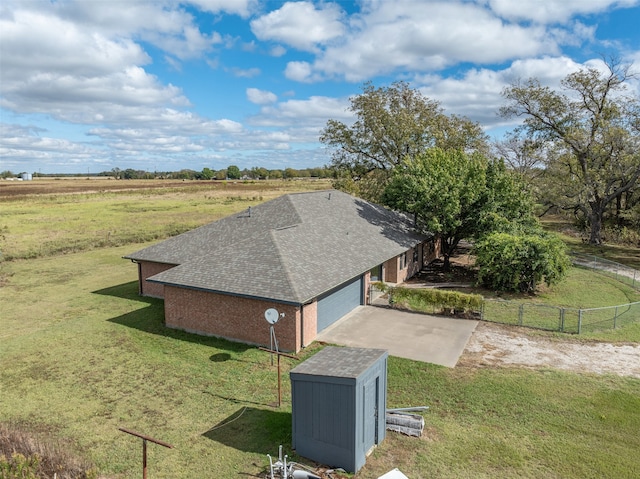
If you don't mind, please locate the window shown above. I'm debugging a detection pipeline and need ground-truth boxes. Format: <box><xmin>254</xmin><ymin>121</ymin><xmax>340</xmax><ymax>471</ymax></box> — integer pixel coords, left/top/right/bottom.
<box><xmin>369</xmin><ymin>265</ymin><xmax>382</xmax><ymax>281</ymax></box>
<box><xmin>400</xmin><ymin>252</ymin><xmax>407</xmax><ymax>270</ymax></box>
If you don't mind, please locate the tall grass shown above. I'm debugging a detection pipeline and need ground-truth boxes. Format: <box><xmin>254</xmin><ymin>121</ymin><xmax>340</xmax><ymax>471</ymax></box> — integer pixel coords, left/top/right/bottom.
<box><xmin>1</xmin><ymin>182</ymin><xmax>639</xmax><ymax>478</ymax></box>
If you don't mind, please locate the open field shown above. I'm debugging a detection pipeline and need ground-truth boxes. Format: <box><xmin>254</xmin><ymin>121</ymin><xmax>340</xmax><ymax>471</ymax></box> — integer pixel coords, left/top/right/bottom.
<box><xmin>1</xmin><ymin>180</ymin><xmax>640</xmax><ymax>478</ymax></box>
<box><xmin>0</xmin><ymin>178</ymin><xmax>330</xmax><ymax>261</ymax></box>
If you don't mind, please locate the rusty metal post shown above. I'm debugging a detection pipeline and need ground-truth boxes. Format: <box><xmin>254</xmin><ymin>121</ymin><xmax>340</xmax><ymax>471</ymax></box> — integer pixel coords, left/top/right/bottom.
<box><xmin>143</xmin><ymin>439</ymin><xmax>147</xmax><ymax>479</ymax></box>
<box><xmin>259</xmin><ymin>347</ymin><xmax>299</xmax><ymax>407</ymax></box>
<box><xmin>119</xmin><ymin>428</ymin><xmax>173</xmax><ymax>479</ymax></box>
<box><xmin>277</xmin><ymin>354</ymin><xmax>282</xmax><ymax>407</ymax></box>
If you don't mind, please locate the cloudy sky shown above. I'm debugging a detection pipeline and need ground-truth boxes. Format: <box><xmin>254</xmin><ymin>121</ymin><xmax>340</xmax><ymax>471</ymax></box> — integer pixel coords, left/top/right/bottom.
<box><xmin>1</xmin><ymin>0</ymin><xmax>640</xmax><ymax>174</ymax></box>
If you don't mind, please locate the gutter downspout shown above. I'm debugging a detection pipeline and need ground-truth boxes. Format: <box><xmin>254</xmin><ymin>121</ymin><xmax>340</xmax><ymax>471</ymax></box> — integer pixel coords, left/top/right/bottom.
<box><xmin>300</xmin><ymin>304</ymin><xmax>305</xmax><ymax>349</ymax></box>
<box><xmin>129</xmin><ymin>259</ymin><xmax>142</xmax><ymax>295</ymax></box>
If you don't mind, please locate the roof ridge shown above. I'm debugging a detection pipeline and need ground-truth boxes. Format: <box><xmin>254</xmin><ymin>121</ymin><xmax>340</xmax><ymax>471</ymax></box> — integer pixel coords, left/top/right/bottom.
<box><xmin>269</xmin><ymin>226</ymin><xmax>304</xmax><ymax>302</ymax></box>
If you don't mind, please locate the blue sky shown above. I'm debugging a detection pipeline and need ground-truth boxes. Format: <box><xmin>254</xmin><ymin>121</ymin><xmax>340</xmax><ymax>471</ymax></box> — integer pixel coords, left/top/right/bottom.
<box><xmin>1</xmin><ymin>0</ymin><xmax>640</xmax><ymax>174</ymax></box>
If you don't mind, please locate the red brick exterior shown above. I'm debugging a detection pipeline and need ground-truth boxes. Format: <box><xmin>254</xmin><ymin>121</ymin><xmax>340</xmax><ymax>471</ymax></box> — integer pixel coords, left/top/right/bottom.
<box><xmin>301</xmin><ymin>301</ymin><xmax>317</xmax><ymax>348</ymax></box>
<box><xmin>381</xmin><ymin>238</ymin><xmax>441</xmax><ymax>285</ymax></box>
<box><xmin>138</xmin><ymin>261</ymin><xmax>175</xmax><ymax>298</ymax></box>
<box><xmin>164</xmin><ymin>286</ymin><xmax>303</xmax><ymax>352</ymax></box>
<box><xmin>135</xmin><ymin>240</ymin><xmax>440</xmax><ymax>351</ymax></box>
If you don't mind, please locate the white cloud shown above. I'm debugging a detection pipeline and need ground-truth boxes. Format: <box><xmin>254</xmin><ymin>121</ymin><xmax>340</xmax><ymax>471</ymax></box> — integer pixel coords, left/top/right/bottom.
<box><xmin>292</xmin><ymin>0</ymin><xmax>564</xmax><ymax>82</ymax></box>
<box><xmin>248</xmin><ymin>96</ymin><xmax>350</xmax><ymax>128</ymax></box>
<box><xmin>0</xmin><ymin>5</ymin><xmax>192</xmax><ymax>125</ymax></box>
<box><xmin>547</xmin><ymin>21</ymin><xmax>596</xmax><ymax>47</ymax></box>
<box><xmin>0</xmin><ymin>123</ymin><xmax>105</xmax><ymax>172</ymax></box>
<box><xmin>143</xmin><ymin>25</ymin><xmax>223</xmax><ymax>60</ymax></box>
<box><xmin>413</xmin><ymin>56</ymin><xmax>586</xmax><ymax>129</ymax></box>
<box><xmin>246</xmin><ymin>88</ymin><xmax>277</xmax><ymax>105</ymax></box>
<box><xmin>251</xmin><ymin>1</ymin><xmax>345</xmax><ymax>52</ymax></box>
<box><xmin>229</xmin><ymin>66</ymin><xmax>261</xmax><ymax>78</ymax></box>
<box><xmin>487</xmin><ymin>0</ymin><xmax>640</xmax><ymax>23</ymax></box>
<box><xmin>0</xmin><ymin>9</ymin><xmax>149</xmax><ymax>82</ymax></box>
<box><xmin>270</xmin><ymin>45</ymin><xmax>287</xmax><ymax>57</ymax></box>
<box><xmin>187</xmin><ymin>0</ymin><xmax>256</xmax><ymax>18</ymax></box>
<box><xmin>284</xmin><ymin>61</ymin><xmax>315</xmax><ymax>82</ymax></box>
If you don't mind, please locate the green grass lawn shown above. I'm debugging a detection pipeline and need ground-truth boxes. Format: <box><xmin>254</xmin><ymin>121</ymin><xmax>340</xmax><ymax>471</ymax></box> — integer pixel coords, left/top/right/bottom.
<box><xmin>2</xmin><ymin>246</ymin><xmax>639</xmax><ymax>478</ymax></box>
<box><xmin>477</xmin><ymin>267</ymin><xmax>640</xmax><ymax>336</ymax></box>
<box><xmin>1</xmin><ymin>184</ymin><xmax>640</xmax><ymax>478</ymax></box>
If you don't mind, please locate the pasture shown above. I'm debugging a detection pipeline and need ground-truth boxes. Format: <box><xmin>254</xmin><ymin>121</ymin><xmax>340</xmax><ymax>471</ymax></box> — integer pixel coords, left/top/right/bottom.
<box><xmin>1</xmin><ymin>179</ymin><xmax>639</xmax><ymax>478</ymax></box>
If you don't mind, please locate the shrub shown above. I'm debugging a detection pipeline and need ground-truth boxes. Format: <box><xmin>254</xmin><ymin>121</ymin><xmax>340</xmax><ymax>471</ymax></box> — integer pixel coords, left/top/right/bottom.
<box><xmin>374</xmin><ymin>283</ymin><xmax>484</xmax><ymax>316</ymax></box>
<box><xmin>475</xmin><ymin>231</ymin><xmax>570</xmax><ymax>293</ymax></box>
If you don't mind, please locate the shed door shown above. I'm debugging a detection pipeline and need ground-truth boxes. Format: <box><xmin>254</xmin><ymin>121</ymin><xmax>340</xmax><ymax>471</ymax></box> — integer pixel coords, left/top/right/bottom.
<box><xmin>317</xmin><ymin>276</ymin><xmax>363</xmax><ymax>332</ymax></box>
<box><xmin>363</xmin><ymin>377</ymin><xmax>379</xmax><ymax>454</ymax></box>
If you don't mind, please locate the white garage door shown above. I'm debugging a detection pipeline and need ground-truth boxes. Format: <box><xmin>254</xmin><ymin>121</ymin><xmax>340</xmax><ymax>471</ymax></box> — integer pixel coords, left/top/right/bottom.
<box><xmin>317</xmin><ymin>276</ymin><xmax>363</xmax><ymax>332</ymax></box>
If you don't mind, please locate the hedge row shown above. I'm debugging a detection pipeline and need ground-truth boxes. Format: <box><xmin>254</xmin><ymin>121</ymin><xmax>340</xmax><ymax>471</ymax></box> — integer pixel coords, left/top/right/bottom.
<box><xmin>374</xmin><ymin>282</ymin><xmax>484</xmax><ymax>313</ymax></box>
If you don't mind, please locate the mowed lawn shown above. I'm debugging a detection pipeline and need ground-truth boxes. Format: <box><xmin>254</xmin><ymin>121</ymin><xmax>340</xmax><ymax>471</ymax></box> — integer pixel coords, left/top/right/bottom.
<box><xmin>1</xmin><ymin>180</ymin><xmax>639</xmax><ymax>478</ymax></box>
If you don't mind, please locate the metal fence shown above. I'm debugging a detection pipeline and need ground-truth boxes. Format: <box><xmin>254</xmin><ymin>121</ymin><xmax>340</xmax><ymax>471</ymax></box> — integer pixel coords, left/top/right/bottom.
<box><xmin>481</xmin><ymin>299</ymin><xmax>640</xmax><ymax>334</ymax></box>
<box><xmin>370</xmin><ymin>253</ymin><xmax>640</xmax><ymax>334</ymax></box>
<box><xmin>570</xmin><ymin>252</ymin><xmax>640</xmax><ymax>289</ymax></box>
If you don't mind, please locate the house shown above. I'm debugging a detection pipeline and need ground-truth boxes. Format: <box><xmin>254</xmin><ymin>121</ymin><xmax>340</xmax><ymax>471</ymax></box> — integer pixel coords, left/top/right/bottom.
<box><xmin>125</xmin><ymin>189</ymin><xmax>439</xmax><ymax>352</ymax></box>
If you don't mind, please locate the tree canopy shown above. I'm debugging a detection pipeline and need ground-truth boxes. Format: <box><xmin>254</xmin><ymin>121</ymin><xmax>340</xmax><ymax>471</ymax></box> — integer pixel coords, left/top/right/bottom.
<box><xmin>500</xmin><ymin>59</ymin><xmax>640</xmax><ymax>244</ymax></box>
<box><xmin>381</xmin><ymin>148</ymin><xmax>535</xmax><ymax>269</ymax></box>
<box><xmin>320</xmin><ymin>81</ymin><xmax>488</xmax><ymax>201</ymax></box>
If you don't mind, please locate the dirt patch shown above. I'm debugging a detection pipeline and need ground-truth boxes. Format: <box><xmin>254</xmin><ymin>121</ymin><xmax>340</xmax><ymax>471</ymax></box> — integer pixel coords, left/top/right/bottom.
<box><xmin>459</xmin><ymin>321</ymin><xmax>640</xmax><ymax>378</ymax></box>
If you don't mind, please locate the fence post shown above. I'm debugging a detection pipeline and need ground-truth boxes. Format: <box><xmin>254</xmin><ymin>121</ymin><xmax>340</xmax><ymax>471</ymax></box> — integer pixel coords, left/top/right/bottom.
<box><xmin>578</xmin><ymin>309</ymin><xmax>583</xmax><ymax>334</ymax></box>
<box><xmin>518</xmin><ymin>304</ymin><xmax>524</xmax><ymax>326</ymax></box>
<box><xmin>614</xmin><ymin>306</ymin><xmax>619</xmax><ymax>329</ymax></box>
<box><xmin>560</xmin><ymin>308</ymin><xmax>565</xmax><ymax>332</ymax></box>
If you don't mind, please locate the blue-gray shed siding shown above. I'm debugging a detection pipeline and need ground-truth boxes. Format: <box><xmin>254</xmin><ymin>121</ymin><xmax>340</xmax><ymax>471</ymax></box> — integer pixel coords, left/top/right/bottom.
<box><xmin>290</xmin><ymin>347</ymin><xmax>388</xmax><ymax>473</ymax></box>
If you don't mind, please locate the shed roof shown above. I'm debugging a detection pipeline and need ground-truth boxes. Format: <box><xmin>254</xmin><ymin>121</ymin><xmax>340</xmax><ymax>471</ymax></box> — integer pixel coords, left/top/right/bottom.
<box><xmin>290</xmin><ymin>346</ymin><xmax>388</xmax><ymax>379</ymax></box>
<box><xmin>125</xmin><ymin>189</ymin><xmax>426</xmax><ymax>304</ymax></box>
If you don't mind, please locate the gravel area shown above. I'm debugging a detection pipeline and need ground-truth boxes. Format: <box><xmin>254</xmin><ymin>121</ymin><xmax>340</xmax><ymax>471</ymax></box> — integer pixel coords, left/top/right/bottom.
<box><xmin>459</xmin><ymin>321</ymin><xmax>640</xmax><ymax>378</ymax></box>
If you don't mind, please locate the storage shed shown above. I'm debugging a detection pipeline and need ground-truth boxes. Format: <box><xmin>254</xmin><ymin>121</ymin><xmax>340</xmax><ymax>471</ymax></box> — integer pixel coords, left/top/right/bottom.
<box><xmin>290</xmin><ymin>347</ymin><xmax>388</xmax><ymax>473</ymax></box>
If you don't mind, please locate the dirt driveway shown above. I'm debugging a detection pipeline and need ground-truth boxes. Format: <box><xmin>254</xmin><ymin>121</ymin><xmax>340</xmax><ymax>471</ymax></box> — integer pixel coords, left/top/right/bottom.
<box><xmin>460</xmin><ymin>321</ymin><xmax>640</xmax><ymax>378</ymax></box>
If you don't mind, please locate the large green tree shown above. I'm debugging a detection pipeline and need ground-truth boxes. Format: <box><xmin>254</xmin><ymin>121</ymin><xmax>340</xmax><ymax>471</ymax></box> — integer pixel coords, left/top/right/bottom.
<box><xmin>320</xmin><ymin>81</ymin><xmax>488</xmax><ymax>201</ymax></box>
<box><xmin>500</xmin><ymin>59</ymin><xmax>640</xmax><ymax>244</ymax></box>
<box><xmin>381</xmin><ymin>148</ymin><xmax>534</xmax><ymax>269</ymax></box>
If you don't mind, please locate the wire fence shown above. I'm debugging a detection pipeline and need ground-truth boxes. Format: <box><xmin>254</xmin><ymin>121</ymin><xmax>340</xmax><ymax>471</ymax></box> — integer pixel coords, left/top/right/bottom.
<box><xmin>370</xmin><ymin>253</ymin><xmax>640</xmax><ymax>334</ymax></box>
<box><xmin>570</xmin><ymin>252</ymin><xmax>640</xmax><ymax>289</ymax></box>
<box><xmin>482</xmin><ymin>253</ymin><xmax>640</xmax><ymax>333</ymax></box>
<box><xmin>481</xmin><ymin>299</ymin><xmax>640</xmax><ymax>334</ymax></box>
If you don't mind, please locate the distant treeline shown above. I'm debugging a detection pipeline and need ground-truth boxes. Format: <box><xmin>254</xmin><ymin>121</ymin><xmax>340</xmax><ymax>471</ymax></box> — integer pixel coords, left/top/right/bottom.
<box><xmin>1</xmin><ymin>165</ymin><xmax>335</xmax><ymax>180</ymax></box>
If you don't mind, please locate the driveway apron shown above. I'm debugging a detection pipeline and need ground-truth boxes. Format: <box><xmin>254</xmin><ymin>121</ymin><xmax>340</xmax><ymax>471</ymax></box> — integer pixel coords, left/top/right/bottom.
<box><xmin>315</xmin><ymin>306</ymin><xmax>478</xmax><ymax>367</ymax></box>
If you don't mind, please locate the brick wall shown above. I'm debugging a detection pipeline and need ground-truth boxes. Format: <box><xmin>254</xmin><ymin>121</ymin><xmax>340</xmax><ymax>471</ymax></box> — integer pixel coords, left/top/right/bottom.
<box><xmin>381</xmin><ymin>241</ymin><xmax>440</xmax><ymax>285</ymax></box>
<box><xmin>138</xmin><ymin>261</ymin><xmax>176</xmax><ymax>298</ymax></box>
<box><xmin>164</xmin><ymin>286</ymin><xmax>305</xmax><ymax>352</ymax></box>
<box><xmin>383</xmin><ymin>256</ymin><xmax>399</xmax><ymax>283</ymax></box>
<box><xmin>301</xmin><ymin>301</ymin><xmax>317</xmax><ymax>348</ymax></box>
<box><xmin>363</xmin><ymin>270</ymin><xmax>372</xmax><ymax>305</ymax></box>
<box><xmin>383</xmin><ymin>247</ymin><xmax>418</xmax><ymax>284</ymax></box>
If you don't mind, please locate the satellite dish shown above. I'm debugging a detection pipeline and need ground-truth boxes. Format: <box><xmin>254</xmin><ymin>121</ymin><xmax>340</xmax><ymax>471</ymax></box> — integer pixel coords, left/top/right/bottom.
<box><xmin>264</xmin><ymin>308</ymin><xmax>280</xmax><ymax>325</ymax></box>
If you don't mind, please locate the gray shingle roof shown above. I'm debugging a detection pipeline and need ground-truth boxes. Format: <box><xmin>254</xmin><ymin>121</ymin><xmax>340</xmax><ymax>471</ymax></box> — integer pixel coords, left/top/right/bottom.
<box><xmin>125</xmin><ymin>189</ymin><xmax>426</xmax><ymax>304</ymax></box>
<box><xmin>290</xmin><ymin>346</ymin><xmax>388</xmax><ymax>379</ymax></box>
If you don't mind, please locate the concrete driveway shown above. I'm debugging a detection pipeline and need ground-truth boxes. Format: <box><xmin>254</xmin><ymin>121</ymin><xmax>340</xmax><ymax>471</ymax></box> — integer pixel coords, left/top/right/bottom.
<box><xmin>315</xmin><ymin>306</ymin><xmax>478</xmax><ymax>367</ymax></box>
